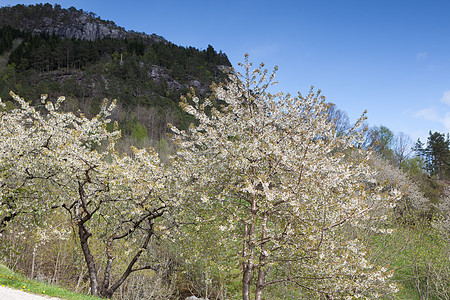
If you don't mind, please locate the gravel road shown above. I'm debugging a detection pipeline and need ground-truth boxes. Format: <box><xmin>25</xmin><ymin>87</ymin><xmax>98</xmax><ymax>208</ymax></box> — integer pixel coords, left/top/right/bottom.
<box><xmin>0</xmin><ymin>285</ymin><xmax>60</xmax><ymax>300</ymax></box>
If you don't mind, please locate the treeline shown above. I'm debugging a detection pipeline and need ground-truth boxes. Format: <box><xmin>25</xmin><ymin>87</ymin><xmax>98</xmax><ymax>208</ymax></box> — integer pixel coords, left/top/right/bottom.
<box><xmin>332</xmin><ymin>112</ymin><xmax>450</xmax><ymax>181</ymax></box>
<box><xmin>0</xmin><ymin>3</ymin><xmax>232</xmax><ymax>145</ymax></box>
<box><xmin>328</xmin><ymin>104</ymin><xmax>449</xmax><ymax>214</ymax></box>
<box><xmin>0</xmin><ymin>3</ymin><xmax>120</xmax><ymax>32</ymax></box>
<box><xmin>413</xmin><ymin>132</ymin><xmax>450</xmax><ymax>180</ymax></box>
<box><xmin>368</xmin><ymin>126</ymin><xmax>449</xmax><ymax>206</ymax></box>
<box><xmin>363</xmin><ymin>125</ymin><xmax>449</xmax><ymax>180</ymax></box>
<box><xmin>0</xmin><ymin>25</ymin><xmax>231</xmax><ymax>142</ymax></box>
<box><xmin>2</xmin><ymin>25</ymin><xmax>230</xmax><ymax>77</ymax></box>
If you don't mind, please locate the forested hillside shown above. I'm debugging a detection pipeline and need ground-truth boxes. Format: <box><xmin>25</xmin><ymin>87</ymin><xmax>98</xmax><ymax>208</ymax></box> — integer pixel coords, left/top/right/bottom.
<box><xmin>0</xmin><ymin>3</ymin><xmax>231</xmax><ymax>144</ymax></box>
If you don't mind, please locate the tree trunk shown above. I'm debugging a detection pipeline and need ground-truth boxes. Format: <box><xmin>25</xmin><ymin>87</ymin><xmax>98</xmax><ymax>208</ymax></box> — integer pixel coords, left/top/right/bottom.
<box><xmin>75</xmin><ymin>265</ymin><xmax>86</xmax><ymax>292</ymax></box>
<box><xmin>100</xmin><ymin>239</ymin><xmax>114</xmax><ymax>296</ymax></box>
<box><xmin>242</xmin><ymin>236</ymin><xmax>253</xmax><ymax>300</ymax></box>
<box><xmin>100</xmin><ymin>219</ymin><xmax>156</xmax><ymax>299</ymax></box>
<box><xmin>78</xmin><ymin>222</ymin><xmax>99</xmax><ymax>296</ymax></box>
<box><xmin>242</xmin><ymin>193</ymin><xmax>257</xmax><ymax>300</ymax></box>
<box><xmin>51</xmin><ymin>245</ymin><xmax>61</xmax><ymax>284</ymax></box>
<box><xmin>255</xmin><ymin>212</ymin><xmax>268</xmax><ymax>300</ymax></box>
<box><xmin>30</xmin><ymin>245</ymin><xmax>36</xmax><ymax>279</ymax></box>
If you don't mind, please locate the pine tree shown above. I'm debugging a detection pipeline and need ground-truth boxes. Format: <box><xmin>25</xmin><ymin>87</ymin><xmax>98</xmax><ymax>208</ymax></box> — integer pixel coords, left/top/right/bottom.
<box><xmin>425</xmin><ymin>132</ymin><xmax>450</xmax><ymax>179</ymax></box>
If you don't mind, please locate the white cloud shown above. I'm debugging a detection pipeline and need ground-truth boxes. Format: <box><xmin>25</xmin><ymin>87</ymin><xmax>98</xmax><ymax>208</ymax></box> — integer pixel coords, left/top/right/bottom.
<box><xmin>440</xmin><ymin>90</ymin><xmax>450</xmax><ymax>105</ymax></box>
<box><xmin>414</xmin><ymin>107</ymin><xmax>440</xmax><ymax>121</ymax></box>
<box><xmin>444</xmin><ymin>112</ymin><xmax>450</xmax><ymax>132</ymax></box>
<box><xmin>417</xmin><ymin>52</ymin><xmax>428</xmax><ymax>61</ymax></box>
<box><xmin>408</xmin><ymin>130</ymin><xmax>430</xmax><ymax>143</ymax></box>
<box><xmin>412</xmin><ymin>91</ymin><xmax>450</xmax><ymax>134</ymax></box>
<box><xmin>248</xmin><ymin>44</ymin><xmax>280</xmax><ymax>59</ymax></box>
<box><xmin>414</xmin><ymin>107</ymin><xmax>450</xmax><ymax>132</ymax></box>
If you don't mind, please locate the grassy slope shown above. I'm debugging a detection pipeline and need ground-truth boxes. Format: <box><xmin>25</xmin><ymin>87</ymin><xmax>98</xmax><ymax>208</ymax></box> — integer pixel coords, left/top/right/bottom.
<box><xmin>0</xmin><ymin>264</ymin><xmax>101</xmax><ymax>300</ymax></box>
<box><xmin>369</xmin><ymin>225</ymin><xmax>450</xmax><ymax>300</ymax></box>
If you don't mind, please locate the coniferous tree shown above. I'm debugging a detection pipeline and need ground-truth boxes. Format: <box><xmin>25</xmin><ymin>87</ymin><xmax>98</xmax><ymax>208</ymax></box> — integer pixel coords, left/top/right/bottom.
<box><xmin>425</xmin><ymin>131</ymin><xmax>450</xmax><ymax>179</ymax></box>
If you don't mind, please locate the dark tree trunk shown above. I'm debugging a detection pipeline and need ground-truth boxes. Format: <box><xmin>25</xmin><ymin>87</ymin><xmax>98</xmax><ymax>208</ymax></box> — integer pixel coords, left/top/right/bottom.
<box><xmin>77</xmin><ymin>221</ymin><xmax>99</xmax><ymax>296</ymax></box>
<box><xmin>255</xmin><ymin>212</ymin><xmax>268</xmax><ymax>300</ymax></box>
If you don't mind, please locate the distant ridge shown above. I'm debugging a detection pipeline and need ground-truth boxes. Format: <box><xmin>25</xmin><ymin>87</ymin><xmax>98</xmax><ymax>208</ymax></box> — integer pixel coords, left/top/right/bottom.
<box><xmin>0</xmin><ymin>3</ymin><xmax>166</xmax><ymax>43</ymax></box>
<box><xmin>0</xmin><ymin>3</ymin><xmax>231</xmax><ymax>142</ymax></box>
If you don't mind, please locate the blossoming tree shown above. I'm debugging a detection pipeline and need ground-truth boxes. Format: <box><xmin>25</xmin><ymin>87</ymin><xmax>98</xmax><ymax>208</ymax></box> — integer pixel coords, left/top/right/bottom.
<box><xmin>171</xmin><ymin>56</ymin><xmax>400</xmax><ymax>299</ymax></box>
<box><xmin>0</xmin><ymin>93</ymin><xmax>65</xmax><ymax>232</ymax></box>
<box><xmin>0</xmin><ymin>92</ymin><xmax>170</xmax><ymax>298</ymax></box>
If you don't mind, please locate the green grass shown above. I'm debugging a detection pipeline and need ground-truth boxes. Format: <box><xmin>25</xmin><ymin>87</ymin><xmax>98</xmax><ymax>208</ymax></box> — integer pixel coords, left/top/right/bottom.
<box><xmin>0</xmin><ymin>264</ymin><xmax>102</xmax><ymax>300</ymax></box>
<box><xmin>368</xmin><ymin>225</ymin><xmax>450</xmax><ymax>300</ymax></box>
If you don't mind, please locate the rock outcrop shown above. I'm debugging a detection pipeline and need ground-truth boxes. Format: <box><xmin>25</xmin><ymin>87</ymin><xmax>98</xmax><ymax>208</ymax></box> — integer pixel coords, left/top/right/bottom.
<box><xmin>0</xmin><ymin>3</ymin><xmax>166</xmax><ymax>43</ymax></box>
<box><xmin>39</xmin><ymin>13</ymin><xmax>126</xmax><ymax>41</ymax></box>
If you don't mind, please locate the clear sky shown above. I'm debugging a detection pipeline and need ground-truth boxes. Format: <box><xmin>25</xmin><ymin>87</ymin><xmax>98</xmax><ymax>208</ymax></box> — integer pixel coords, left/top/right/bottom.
<box><xmin>1</xmin><ymin>0</ymin><xmax>450</xmax><ymax>142</ymax></box>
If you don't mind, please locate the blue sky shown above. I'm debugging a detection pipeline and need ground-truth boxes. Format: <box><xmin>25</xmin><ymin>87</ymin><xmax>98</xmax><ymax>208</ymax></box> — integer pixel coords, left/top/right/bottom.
<box><xmin>2</xmin><ymin>0</ymin><xmax>450</xmax><ymax>142</ymax></box>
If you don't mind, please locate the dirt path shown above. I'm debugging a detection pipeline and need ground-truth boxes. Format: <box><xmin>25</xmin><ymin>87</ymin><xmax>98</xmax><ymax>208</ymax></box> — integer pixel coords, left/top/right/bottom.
<box><xmin>0</xmin><ymin>285</ymin><xmax>60</xmax><ymax>300</ymax></box>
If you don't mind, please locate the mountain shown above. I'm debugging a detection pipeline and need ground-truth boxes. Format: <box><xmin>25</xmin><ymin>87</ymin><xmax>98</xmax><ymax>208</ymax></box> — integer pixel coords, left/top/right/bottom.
<box><xmin>0</xmin><ymin>3</ymin><xmax>166</xmax><ymax>42</ymax></box>
<box><xmin>0</xmin><ymin>3</ymin><xmax>231</xmax><ymax>145</ymax></box>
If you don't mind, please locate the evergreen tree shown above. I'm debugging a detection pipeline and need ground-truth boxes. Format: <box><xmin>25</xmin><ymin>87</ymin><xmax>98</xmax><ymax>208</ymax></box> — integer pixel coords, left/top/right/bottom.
<box><xmin>425</xmin><ymin>131</ymin><xmax>450</xmax><ymax>179</ymax></box>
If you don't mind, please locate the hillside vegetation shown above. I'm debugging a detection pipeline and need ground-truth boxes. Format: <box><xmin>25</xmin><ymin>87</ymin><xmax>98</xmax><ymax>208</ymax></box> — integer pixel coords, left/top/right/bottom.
<box><xmin>0</xmin><ymin>3</ymin><xmax>231</xmax><ymax>145</ymax></box>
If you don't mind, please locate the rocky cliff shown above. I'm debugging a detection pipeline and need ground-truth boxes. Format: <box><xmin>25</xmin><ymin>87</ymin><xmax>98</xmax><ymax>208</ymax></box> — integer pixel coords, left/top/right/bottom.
<box><xmin>0</xmin><ymin>3</ymin><xmax>166</xmax><ymax>43</ymax></box>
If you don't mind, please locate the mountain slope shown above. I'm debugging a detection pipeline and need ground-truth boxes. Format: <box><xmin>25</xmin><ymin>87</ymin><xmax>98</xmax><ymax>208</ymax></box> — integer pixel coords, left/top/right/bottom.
<box><xmin>0</xmin><ymin>3</ymin><xmax>165</xmax><ymax>42</ymax></box>
<box><xmin>0</xmin><ymin>3</ymin><xmax>231</xmax><ymax>143</ymax></box>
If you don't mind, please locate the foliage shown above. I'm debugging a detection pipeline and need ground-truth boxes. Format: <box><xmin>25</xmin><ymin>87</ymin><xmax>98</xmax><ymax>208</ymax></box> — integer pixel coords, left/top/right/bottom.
<box><xmin>0</xmin><ymin>264</ymin><xmax>101</xmax><ymax>300</ymax></box>
<box><xmin>0</xmin><ymin>92</ymin><xmax>174</xmax><ymax>298</ymax></box>
<box><xmin>369</xmin><ymin>224</ymin><xmax>450</xmax><ymax>300</ymax></box>
<box><xmin>0</xmin><ymin>3</ymin><xmax>232</xmax><ymax>142</ymax></box>
<box><xmin>131</xmin><ymin>119</ymin><xmax>149</xmax><ymax>146</ymax></box>
<box><xmin>414</xmin><ymin>132</ymin><xmax>450</xmax><ymax>180</ymax></box>
<box><xmin>0</xmin><ymin>26</ymin><xmax>22</xmax><ymax>55</ymax></box>
<box><xmin>371</xmin><ymin>155</ymin><xmax>431</xmax><ymax>223</ymax></box>
<box><xmin>170</xmin><ymin>55</ymin><xmax>400</xmax><ymax>300</ymax></box>
<box><xmin>425</xmin><ymin>132</ymin><xmax>450</xmax><ymax>179</ymax></box>
<box><xmin>0</xmin><ymin>3</ymin><xmax>122</xmax><ymax>36</ymax></box>
<box><xmin>3</xmin><ymin>30</ymin><xmax>230</xmax><ymax>75</ymax></box>
<box><xmin>364</xmin><ymin>125</ymin><xmax>395</xmax><ymax>161</ymax></box>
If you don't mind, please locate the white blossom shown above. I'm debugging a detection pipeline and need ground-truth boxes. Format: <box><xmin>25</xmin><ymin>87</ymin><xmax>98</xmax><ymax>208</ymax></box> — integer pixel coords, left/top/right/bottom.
<box><xmin>171</xmin><ymin>56</ymin><xmax>399</xmax><ymax>299</ymax></box>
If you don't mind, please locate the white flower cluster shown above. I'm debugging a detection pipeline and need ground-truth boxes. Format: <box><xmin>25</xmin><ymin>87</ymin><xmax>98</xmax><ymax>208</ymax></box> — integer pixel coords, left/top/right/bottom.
<box><xmin>170</xmin><ymin>57</ymin><xmax>400</xmax><ymax>298</ymax></box>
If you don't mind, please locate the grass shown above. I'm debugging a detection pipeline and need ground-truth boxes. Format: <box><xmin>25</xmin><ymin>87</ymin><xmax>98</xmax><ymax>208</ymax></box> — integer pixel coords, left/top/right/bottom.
<box><xmin>0</xmin><ymin>264</ymin><xmax>102</xmax><ymax>300</ymax></box>
<box><xmin>368</xmin><ymin>224</ymin><xmax>450</xmax><ymax>300</ymax></box>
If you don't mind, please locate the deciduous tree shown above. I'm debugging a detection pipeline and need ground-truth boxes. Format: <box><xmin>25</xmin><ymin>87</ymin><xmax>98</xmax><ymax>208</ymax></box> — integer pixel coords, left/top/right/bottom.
<box><xmin>0</xmin><ymin>92</ymin><xmax>171</xmax><ymax>298</ymax></box>
<box><xmin>171</xmin><ymin>56</ymin><xmax>400</xmax><ymax>299</ymax></box>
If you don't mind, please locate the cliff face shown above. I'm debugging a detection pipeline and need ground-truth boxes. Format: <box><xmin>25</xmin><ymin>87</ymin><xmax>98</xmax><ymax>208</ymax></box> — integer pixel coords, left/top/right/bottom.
<box><xmin>38</xmin><ymin>13</ymin><xmax>126</xmax><ymax>41</ymax></box>
<box><xmin>0</xmin><ymin>3</ymin><xmax>166</xmax><ymax>42</ymax></box>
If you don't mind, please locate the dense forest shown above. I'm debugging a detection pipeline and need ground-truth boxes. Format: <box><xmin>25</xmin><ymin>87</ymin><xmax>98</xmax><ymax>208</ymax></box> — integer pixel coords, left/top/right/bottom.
<box><xmin>0</xmin><ymin>3</ymin><xmax>449</xmax><ymax>300</ymax></box>
<box><xmin>0</xmin><ymin>4</ymin><xmax>231</xmax><ymax>144</ymax></box>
